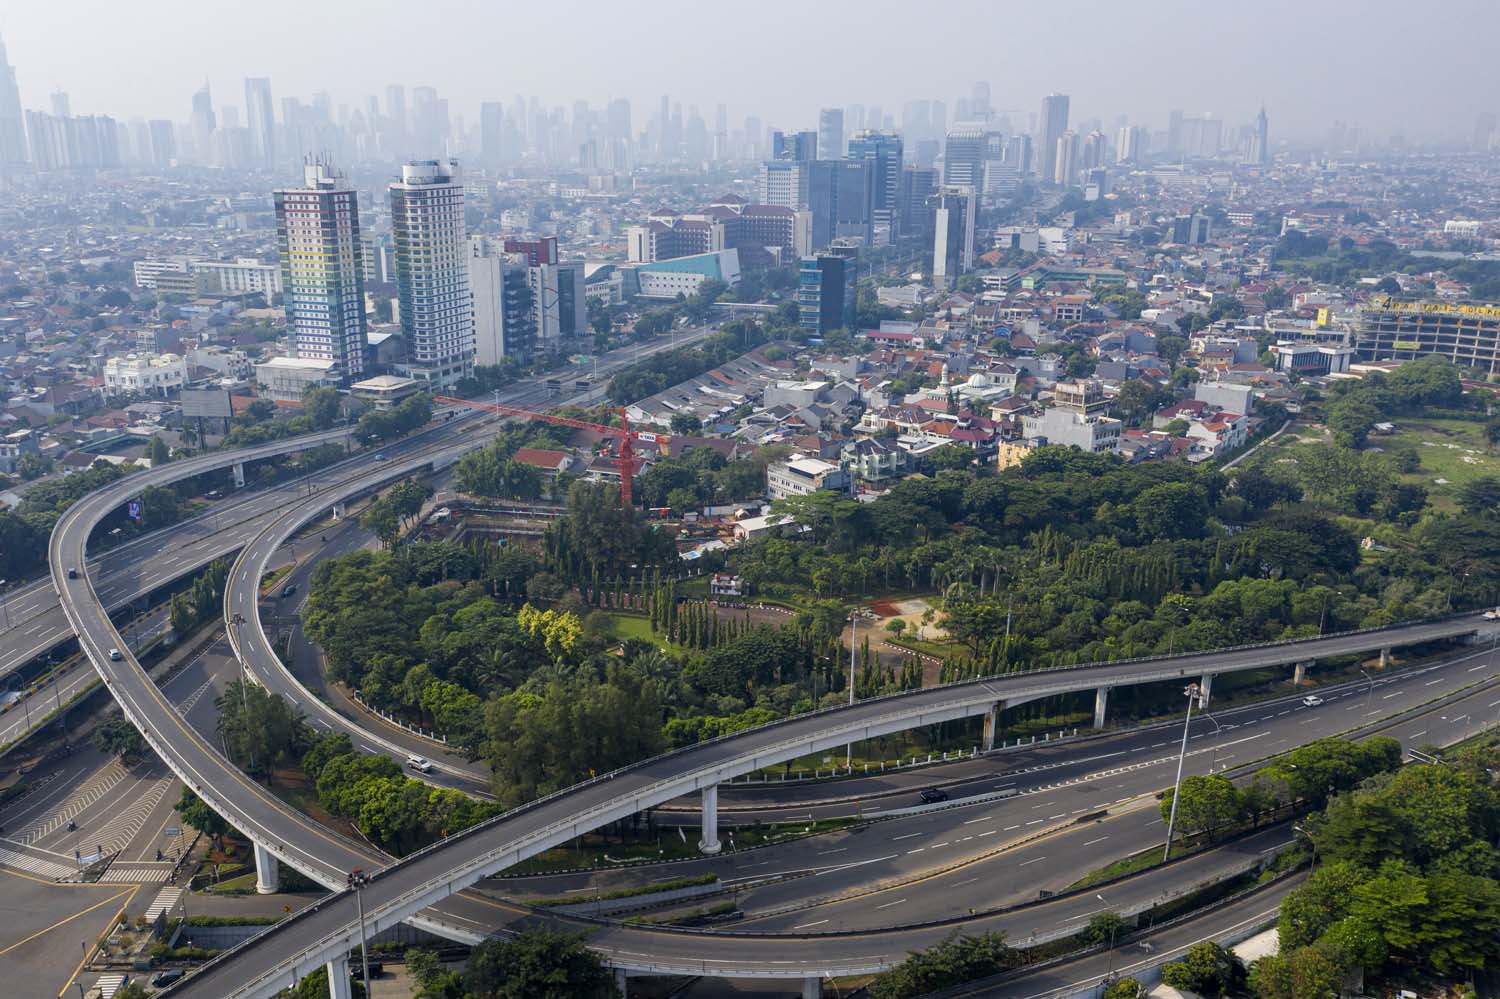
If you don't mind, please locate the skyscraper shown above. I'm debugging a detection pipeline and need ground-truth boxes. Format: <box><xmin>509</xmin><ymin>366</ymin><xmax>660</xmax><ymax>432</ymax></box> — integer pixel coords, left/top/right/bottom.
<box><xmin>1053</xmin><ymin>130</ymin><xmax>1079</xmax><ymax>186</ymax></box>
<box><xmin>1116</xmin><ymin>125</ymin><xmax>1146</xmax><ymax>164</ymax></box>
<box><xmin>847</xmin><ymin>131</ymin><xmax>904</xmax><ymax>236</ymax></box>
<box><xmin>971</xmin><ymin>81</ymin><xmax>991</xmax><ymax>119</ymax></box>
<box><xmin>190</xmin><ymin>83</ymin><xmax>216</xmax><ymax>164</ymax></box>
<box><xmin>1254</xmin><ymin>106</ymin><xmax>1270</xmax><ymax>164</ymax></box>
<box><xmin>245</xmin><ymin>78</ymin><xmax>275</xmax><ymax>168</ymax></box>
<box><xmin>480</xmin><ymin>102</ymin><xmax>505</xmax><ymax>168</ymax></box>
<box><xmin>1038</xmin><ymin>93</ymin><xmax>1070</xmax><ymax>184</ymax></box>
<box><xmin>0</xmin><ymin>34</ymin><xmax>28</xmax><ymax>164</ymax></box>
<box><xmin>818</xmin><ymin>108</ymin><xmax>845</xmax><ymax>159</ymax></box>
<box><xmin>274</xmin><ymin>162</ymin><xmax>368</xmax><ymax>380</ymax></box>
<box><xmin>808</xmin><ymin>159</ymin><xmax>874</xmax><ymax>248</ymax></box>
<box><xmin>930</xmin><ymin>185</ymin><xmax>976</xmax><ymax>287</ymax></box>
<box><xmin>798</xmin><ymin>255</ymin><xmax>858</xmax><ymax>335</ymax></box>
<box><xmin>469</xmin><ymin>236</ymin><xmax>535</xmax><ymax>365</ymax></box>
<box><xmin>389</xmin><ymin>160</ymin><xmax>473</xmax><ymax>386</ymax></box>
<box><xmin>771</xmin><ymin>130</ymin><xmax>818</xmax><ymax>161</ymax></box>
<box><xmin>943</xmin><ymin>126</ymin><xmax>987</xmax><ymax>188</ymax></box>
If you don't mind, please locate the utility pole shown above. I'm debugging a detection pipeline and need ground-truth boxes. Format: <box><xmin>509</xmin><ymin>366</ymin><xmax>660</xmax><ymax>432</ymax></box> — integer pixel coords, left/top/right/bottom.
<box><xmin>348</xmin><ymin>869</ymin><xmax>372</xmax><ymax>992</ymax></box>
<box><xmin>1162</xmin><ymin>682</ymin><xmax>1202</xmax><ymax>863</ymax></box>
<box><xmin>847</xmin><ymin>611</ymin><xmax>857</xmax><ymax>770</ymax></box>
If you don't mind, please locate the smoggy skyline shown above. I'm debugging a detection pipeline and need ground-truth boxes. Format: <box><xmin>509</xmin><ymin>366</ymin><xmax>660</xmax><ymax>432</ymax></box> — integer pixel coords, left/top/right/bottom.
<box><xmin>4</xmin><ymin>0</ymin><xmax>1496</xmax><ymax>144</ymax></box>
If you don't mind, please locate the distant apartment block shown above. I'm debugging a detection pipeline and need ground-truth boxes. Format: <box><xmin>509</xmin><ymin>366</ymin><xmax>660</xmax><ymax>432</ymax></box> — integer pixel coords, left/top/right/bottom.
<box><xmin>767</xmin><ymin>455</ymin><xmax>851</xmax><ymax>500</ymax></box>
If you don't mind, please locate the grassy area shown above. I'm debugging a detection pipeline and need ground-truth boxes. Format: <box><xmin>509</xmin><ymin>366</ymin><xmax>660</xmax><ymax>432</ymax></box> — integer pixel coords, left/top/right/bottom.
<box><xmin>203</xmin><ymin>872</ymin><xmax>258</xmax><ymax>894</ymax></box>
<box><xmin>500</xmin><ymin>818</ymin><xmax>857</xmax><ymax>876</ymax></box>
<box><xmin>1381</xmin><ymin>417</ymin><xmax>1500</xmax><ymax>508</ymax></box>
<box><xmin>1067</xmin><ymin>839</ymin><xmax>1194</xmax><ymax>890</ymax></box>
<box><xmin>603</xmin><ymin>613</ymin><xmax>656</xmax><ymax>643</ymax></box>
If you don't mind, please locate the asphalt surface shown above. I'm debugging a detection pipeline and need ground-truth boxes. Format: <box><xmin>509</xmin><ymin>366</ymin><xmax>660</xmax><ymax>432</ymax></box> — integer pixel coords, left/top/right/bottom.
<box><xmin>45</xmin><ymin>334</ymin><xmax>1500</xmax><ymax>990</ymax></box>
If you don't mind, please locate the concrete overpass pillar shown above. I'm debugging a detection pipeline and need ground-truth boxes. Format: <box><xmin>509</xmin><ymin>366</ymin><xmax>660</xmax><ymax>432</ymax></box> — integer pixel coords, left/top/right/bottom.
<box><xmin>1293</xmin><ymin>660</ymin><xmax>1311</xmax><ymax>686</ymax></box>
<box><xmin>803</xmin><ymin>977</ymin><xmax>823</xmax><ymax>999</ymax></box>
<box><xmin>1379</xmin><ymin>646</ymin><xmax>1391</xmax><ymax>669</ymax></box>
<box><xmin>325</xmin><ymin>955</ymin><xmax>352</xmax><ymax>999</ymax></box>
<box><xmin>698</xmin><ymin>785</ymin><xmax>721</xmax><ymax>855</ymax></box>
<box><xmin>615</xmin><ymin>967</ymin><xmax>628</xmax><ymax>997</ymax></box>
<box><xmin>254</xmin><ymin>842</ymin><xmax>280</xmax><ymax>894</ymax></box>
<box><xmin>1198</xmin><ymin>674</ymin><xmax>1213</xmax><ymax>707</ymax></box>
<box><xmin>1093</xmin><ymin>687</ymin><xmax>1110</xmax><ymax>728</ymax></box>
<box><xmin>232</xmin><ymin>461</ymin><xmax>246</xmax><ymax>488</ymax></box>
<box><xmin>981</xmin><ymin>701</ymin><xmax>1001</xmax><ymax>751</ymax></box>
<box><xmin>332</xmin><ymin>501</ymin><xmax>346</xmax><ymax>520</ymax></box>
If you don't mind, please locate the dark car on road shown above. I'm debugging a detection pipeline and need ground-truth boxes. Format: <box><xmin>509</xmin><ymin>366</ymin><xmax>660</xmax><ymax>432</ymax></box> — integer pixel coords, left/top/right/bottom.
<box><xmin>919</xmin><ymin>787</ymin><xmax>949</xmax><ymax>804</ymax></box>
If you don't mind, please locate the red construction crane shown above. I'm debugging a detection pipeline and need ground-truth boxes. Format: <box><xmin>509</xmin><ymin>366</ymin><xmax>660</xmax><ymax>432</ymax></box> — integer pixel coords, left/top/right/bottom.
<box><xmin>433</xmin><ymin>396</ymin><xmax>667</xmax><ymax>511</ymax></box>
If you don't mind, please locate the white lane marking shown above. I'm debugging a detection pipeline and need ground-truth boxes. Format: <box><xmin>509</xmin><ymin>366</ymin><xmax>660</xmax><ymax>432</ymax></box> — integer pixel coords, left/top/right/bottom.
<box><xmin>1020</xmin><ymin>856</ymin><xmax>1046</xmax><ymax>866</ymax></box>
<box><xmin>1084</xmin><ymin>836</ymin><xmax>1110</xmax><ymax>846</ymax></box>
<box><xmin>875</xmin><ymin>897</ymin><xmax>907</xmax><ymax>909</ymax></box>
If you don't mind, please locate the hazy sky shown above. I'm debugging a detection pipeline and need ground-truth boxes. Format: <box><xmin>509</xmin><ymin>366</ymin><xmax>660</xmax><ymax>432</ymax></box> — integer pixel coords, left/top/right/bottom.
<box><xmin>3</xmin><ymin>0</ymin><xmax>1495</xmax><ymax>142</ymax></box>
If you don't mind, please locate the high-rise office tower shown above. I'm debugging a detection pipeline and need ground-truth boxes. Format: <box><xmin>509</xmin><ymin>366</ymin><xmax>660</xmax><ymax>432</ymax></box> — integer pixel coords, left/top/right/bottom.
<box><xmin>1038</xmin><ymin>93</ymin><xmax>1069</xmax><ymax>183</ymax></box>
<box><xmin>818</xmin><ymin>108</ymin><xmax>844</xmax><ymax>159</ymax></box>
<box><xmin>930</xmin><ymin>185</ymin><xmax>976</xmax><ymax>286</ymax></box>
<box><xmin>971</xmin><ymin>81</ymin><xmax>991</xmax><ymax>119</ymax></box>
<box><xmin>1004</xmin><ymin>134</ymin><xmax>1033</xmax><ymax>175</ymax></box>
<box><xmin>469</xmin><ymin>236</ymin><xmax>535</xmax><ymax>364</ymax></box>
<box><xmin>1081</xmin><ymin>130</ymin><xmax>1109</xmax><ymax>171</ymax></box>
<box><xmin>0</xmin><ymin>34</ymin><xmax>27</xmax><ymax>164</ymax></box>
<box><xmin>847</xmin><ymin>131</ymin><xmax>904</xmax><ymax>236</ymax></box>
<box><xmin>1254</xmin><ymin>106</ymin><xmax>1270</xmax><ymax>164</ymax></box>
<box><xmin>771</xmin><ymin>129</ymin><xmax>818</xmax><ymax>161</ymax></box>
<box><xmin>244</xmin><ymin>78</ymin><xmax>275</xmax><ymax>168</ymax></box>
<box><xmin>808</xmin><ymin>159</ymin><xmax>874</xmax><ymax>248</ymax></box>
<box><xmin>148</xmin><ymin>120</ymin><xmax>176</xmax><ymax>167</ymax></box>
<box><xmin>1473</xmin><ymin>113</ymin><xmax>1497</xmax><ymax>152</ymax></box>
<box><xmin>1053</xmin><ymin>130</ymin><xmax>1078</xmax><ymax>186</ymax></box>
<box><xmin>607</xmin><ymin>98</ymin><xmax>632</xmax><ymax>143</ymax></box>
<box><xmin>480</xmin><ymin>102</ymin><xmax>505</xmax><ymax>168</ymax></box>
<box><xmin>274</xmin><ymin>162</ymin><xmax>368</xmax><ymax>380</ymax></box>
<box><xmin>899</xmin><ymin>166</ymin><xmax>938</xmax><ymax>235</ymax></box>
<box><xmin>389</xmin><ymin>160</ymin><xmax>473</xmax><ymax>386</ymax></box>
<box><xmin>943</xmin><ymin>126</ymin><xmax>987</xmax><ymax>188</ymax></box>
<box><xmin>1116</xmin><ymin>125</ymin><xmax>1146</xmax><ymax>164</ymax></box>
<box><xmin>760</xmin><ymin>159</ymin><xmax>809</xmax><ymax>209</ymax></box>
<box><xmin>798</xmin><ymin>254</ymin><xmax>858</xmax><ymax>334</ymax></box>
<box><xmin>49</xmin><ymin>92</ymin><xmax>70</xmax><ymax>117</ymax></box>
<box><xmin>190</xmin><ymin>82</ymin><xmax>216</xmax><ymax>163</ymax></box>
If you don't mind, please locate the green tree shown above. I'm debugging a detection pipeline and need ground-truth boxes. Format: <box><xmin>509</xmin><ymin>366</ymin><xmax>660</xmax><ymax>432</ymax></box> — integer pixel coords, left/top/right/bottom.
<box><xmin>215</xmin><ymin>679</ymin><xmax>311</xmax><ymax>778</ymax></box>
<box><xmin>303</xmin><ymin>386</ymin><xmax>342</xmax><ymax>430</ymax></box>
<box><xmin>1101</xmin><ymin>979</ymin><xmax>1142</xmax><ymax>999</ymax></box>
<box><xmin>1133</xmin><ymin>482</ymin><xmax>1210</xmax><ymax>540</ymax></box>
<box><xmin>174</xmin><ymin>787</ymin><xmax>230</xmax><ymax>849</ymax></box>
<box><xmin>93</xmin><ymin>715</ymin><xmax>147</xmax><ymax>761</ymax></box>
<box><xmin>462</xmin><ymin>930</ymin><xmax>619</xmax><ymax>999</ymax></box>
<box><xmin>669</xmin><ymin>411</ymin><xmax>703</xmax><ymax>435</ymax></box>
<box><xmin>1159</xmin><ymin>774</ymin><xmax>1243</xmax><ymax>841</ymax></box>
<box><xmin>146</xmin><ymin>435</ymin><xmax>171</xmax><ymax>466</ymax></box>
<box><xmin>1160</xmin><ymin>941</ymin><xmax>1241</xmax><ymax>999</ymax></box>
<box><xmin>1278</xmin><ymin>862</ymin><xmax>1367</xmax><ymax>950</ymax></box>
<box><xmin>869</xmin><ymin>931</ymin><xmax>1013</xmax><ymax>999</ymax></box>
<box><xmin>1458</xmin><ymin>476</ymin><xmax>1500</xmax><ymax>518</ymax></box>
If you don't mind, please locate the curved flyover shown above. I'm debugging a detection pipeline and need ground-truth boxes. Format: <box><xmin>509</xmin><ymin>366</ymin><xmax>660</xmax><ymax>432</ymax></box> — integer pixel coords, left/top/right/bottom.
<box><xmin>52</xmin><ymin>433</ymin><xmax>1500</xmax><ymax>994</ymax></box>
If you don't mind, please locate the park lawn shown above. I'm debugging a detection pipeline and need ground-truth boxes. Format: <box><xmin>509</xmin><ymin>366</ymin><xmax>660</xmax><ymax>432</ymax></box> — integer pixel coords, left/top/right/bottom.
<box><xmin>1379</xmin><ymin>417</ymin><xmax>1500</xmax><ymax>509</ymax></box>
<box><xmin>606</xmin><ymin>613</ymin><xmax>656</xmax><ymax>643</ymax></box>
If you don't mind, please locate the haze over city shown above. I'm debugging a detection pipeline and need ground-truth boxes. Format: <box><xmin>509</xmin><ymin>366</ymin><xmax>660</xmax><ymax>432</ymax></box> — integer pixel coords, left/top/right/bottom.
<box><xmin>3</xmin><ymin>0</ymin><xmax>1498</xmax><ymax>143</ymax></box>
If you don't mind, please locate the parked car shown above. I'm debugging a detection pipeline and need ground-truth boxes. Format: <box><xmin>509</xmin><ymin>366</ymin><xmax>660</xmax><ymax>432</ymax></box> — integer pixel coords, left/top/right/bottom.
<box><xmin>151</xmin><ymin>970</ymin><xmax>184</xmax><ymax>987</ymax></box>
<box><xmin>351</xmin><ymin>960</ymin><xmax>384</xmax><ymax>980</ymax></box>
<box><xmin>919</xmin><ymin>787</ymin><xmax>949</xmax><ymax>804</ymax></box>
<box><xmin>1301</xmin><ymin>695</ymin><xmax>1324</xmax><ymax>707</ymax></box>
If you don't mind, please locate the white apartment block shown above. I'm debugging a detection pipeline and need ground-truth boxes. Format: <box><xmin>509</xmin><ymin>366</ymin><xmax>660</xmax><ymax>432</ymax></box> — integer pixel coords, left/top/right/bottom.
<box><xmin>103</xmin><ymin>353</ymin><xmax>187</xmax><ymax>396</ymax></box>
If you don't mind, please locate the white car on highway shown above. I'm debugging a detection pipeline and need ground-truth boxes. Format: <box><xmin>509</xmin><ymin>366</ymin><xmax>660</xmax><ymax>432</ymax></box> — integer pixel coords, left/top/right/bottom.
<box><xmin>1301</xmin><ymin>695</ymin><xmax>1323</xmax><ymax>707</ymax></box>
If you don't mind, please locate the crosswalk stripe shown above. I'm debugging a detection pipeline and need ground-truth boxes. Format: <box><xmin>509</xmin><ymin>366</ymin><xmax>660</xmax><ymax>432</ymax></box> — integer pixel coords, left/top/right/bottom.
<box><xmin>143</xmin><ymin>887</ymin><xmax>183</xmax><ymax>921</ymax></box>
<box><xmin>95</xmin><ymin>973</ymin><xmax>127</xmax><ymax>998</ymax></box>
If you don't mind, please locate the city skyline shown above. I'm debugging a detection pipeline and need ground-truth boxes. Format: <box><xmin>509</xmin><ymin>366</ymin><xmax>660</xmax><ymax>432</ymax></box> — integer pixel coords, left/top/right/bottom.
<box><xmin>2</xmin><ymin>0</ymin><xmax>1496</xmax><ymax>145</ymax></box>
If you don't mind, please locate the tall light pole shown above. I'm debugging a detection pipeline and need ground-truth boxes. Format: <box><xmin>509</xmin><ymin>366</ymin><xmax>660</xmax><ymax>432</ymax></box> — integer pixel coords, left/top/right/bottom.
<box><xmin>347</xmin><ymin>869</ymin><xmax>371</xmax><ymax>992</ymax></box>
<box><xmin>1201</xmin><ymin>711</ymin><xmax>1223</xmax><ymax>773</ymax></box>
<box><xmin>1096</xmin><ymin>892</ymin><xmax>1118</xmax><ymax>977</ymax></box>
<box><xmin>847</xmin><ymin>610</ymin><xmax>857</xmax><ymax>770</ymax></box>
<box><xmin>1162</xmin><ymin>682</ymin><xmax>1202</xmax><ymax>863</ymax></box>
<box><xmin>0</xmin><ymin>579</ymin><xmax>9</xmax><ymax>630</ymax></box>
<box><xmin>1358</xmin><ymin>668</ymin><xmax>1375</xmax><ymax>715</ymax></box>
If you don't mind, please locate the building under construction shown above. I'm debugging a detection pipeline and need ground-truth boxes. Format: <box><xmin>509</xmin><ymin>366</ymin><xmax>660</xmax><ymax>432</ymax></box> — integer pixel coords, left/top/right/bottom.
<box><xmin>1356</xmin><ymin>296</ymin><xmax>1500</xmax><ymax>373</ymax></box>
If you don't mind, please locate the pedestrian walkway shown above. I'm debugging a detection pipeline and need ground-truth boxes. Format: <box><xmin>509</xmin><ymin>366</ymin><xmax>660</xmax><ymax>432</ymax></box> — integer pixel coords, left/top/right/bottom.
<box><xmin>143</xmin><ymin>886</ymin><xmax>183</xmax><ymax>921</ymax></box>
<box><xmin>0</xmin><ymin>842</ymin><xmax>75</xmax><ymax>879</ymax></box>
<box><xmin>99</xmin><ymin>863</ymin><xmax>174</xmax><ymax>885</ymax></box>
<box><xmin>93</xmin><ymin>973</ymin><xmax>127</xmax><ymax>998</ymax></box>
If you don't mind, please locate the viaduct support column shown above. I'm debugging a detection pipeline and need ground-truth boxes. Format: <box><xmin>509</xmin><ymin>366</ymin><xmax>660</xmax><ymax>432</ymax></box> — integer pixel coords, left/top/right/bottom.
<box><xmin>1198</xmin><ymin>674</ymin><xmax>1213</xmax><ymax>707</ymax></box>
<box><xmin>232</xmin><ymin>462</ymin><xmax>246</xmax><ymax>488</ymax></box>
<box><xmin>1379</xmin><ymin>647</ymin><xmax>1391</xmax><ymax>669</ymax></box>
<box><xmin>699</xmin><ymin>785</ymin><xmax>721</xmax><ymax>855</ymax></box>
<box><xmin>615</xmin><ymin>968</ymin><xmax>628</xmax><ymax>997</ymax></box>
<box><xmin>803</xmin><ymin>977</ymin><xmax>823</xmax><ymax>999</ymax></box>
<box><xmin>325</xmin><ymin>955</ymin><xmax>352</xmax><ymax>999</ymax></box>
<box><xmin>1093</xmin><ymin>687</ymin><xmax>1111</xmax><ymax>729</ymax></box>
<box><xmin>254</xmin><ymin>842</ymin><xmax>280</xmax><ymax>894</ymax></box>
<box><xmin>981</xmin><ymin>702</ymin><xmax>1002</xmax><ymax>751</ymax></box>
<box><xmin>1293</xmin><ymin>660</ymin><xmax>1311</xmax><ymax>687</ymax></box>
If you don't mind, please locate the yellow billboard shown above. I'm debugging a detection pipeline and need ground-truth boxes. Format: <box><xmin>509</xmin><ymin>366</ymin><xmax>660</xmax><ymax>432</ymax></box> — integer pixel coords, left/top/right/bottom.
<box><xmin>1371</xmin><ymin>296</ymin><xmax>1500</xmax><ymax>319</ymax></box>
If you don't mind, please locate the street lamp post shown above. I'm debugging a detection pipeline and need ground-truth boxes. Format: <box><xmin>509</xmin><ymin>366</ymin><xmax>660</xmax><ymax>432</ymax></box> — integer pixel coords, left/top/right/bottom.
<box><xmin>1293</xmin><ymin>823</ymin><xmax>1317</xmax><ymax>870</ymax></box>
<box><xmin>1096</xmin><ymin>892</ymin><xmax>1118</xmax><ymax>977</ymax></box>
<box><xmin>1162</xmin><ymin>683</ymin><xmax>1203</xmax><ymax>863</ymax></box>
<box><xmin>1201</xmin><ymin>711</ymin><xmax>1223</xmax><ymax>773</ymax></box>
<box><xmin>347</xmin><ymin>869</ymin><xmax>372</xmax><ymax>993</ymax></box>
<box><xmin>1358</xmin><ymin>668</ymin><xmax>1375</xmax><ymax>715</ymax></box>
<box><xmin>0</xmin><ymin>579</ymin><xmax>10</xmax><ymax>630</ymax></box>
<box><xmin>846</xmin><ymin>611</ymin><xmax>857</xmax><ymax>770</ymax></box>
